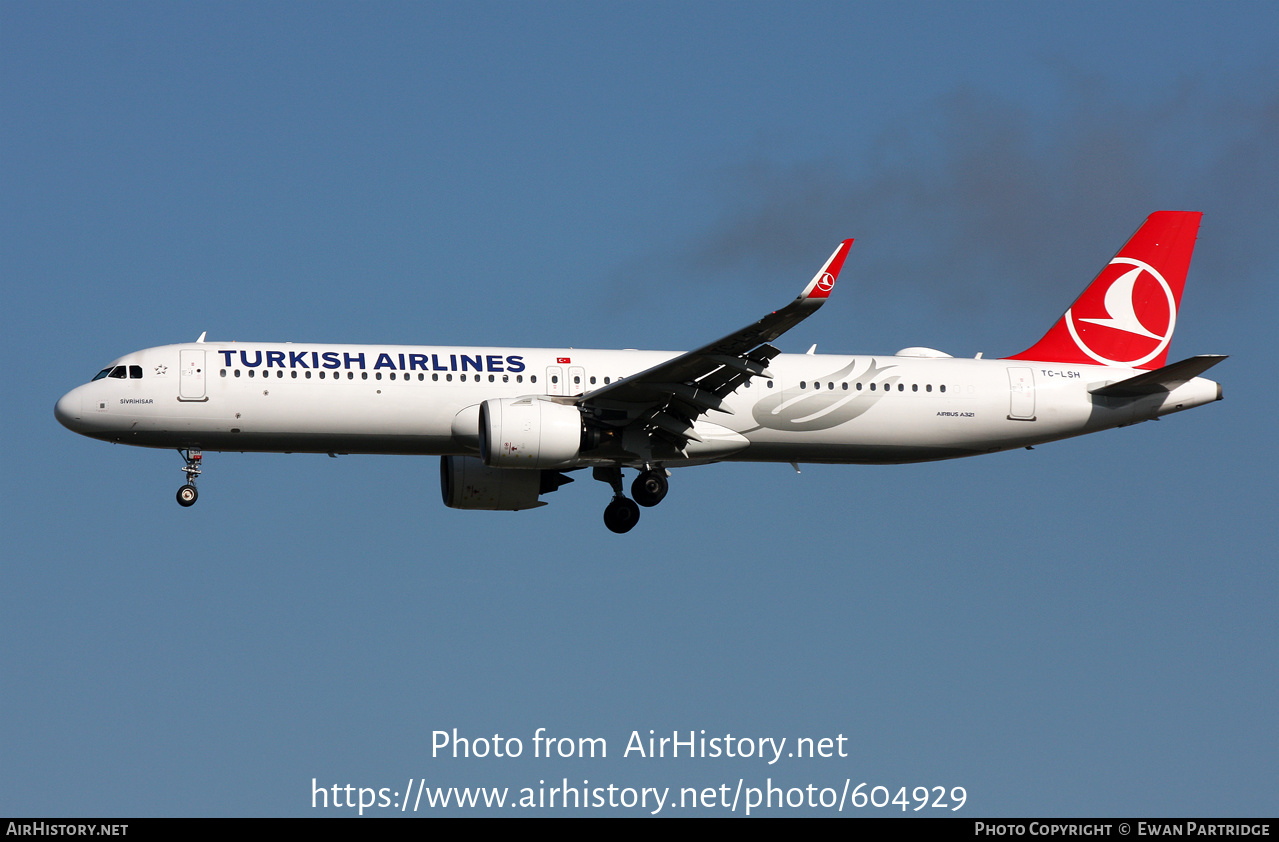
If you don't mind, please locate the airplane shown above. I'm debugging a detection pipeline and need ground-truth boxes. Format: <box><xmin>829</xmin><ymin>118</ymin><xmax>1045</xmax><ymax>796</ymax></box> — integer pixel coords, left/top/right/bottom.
<box><xmin>55</xmin><ymin>211</ymin><xmax>1224</xmax><ymax>533</ymax></box>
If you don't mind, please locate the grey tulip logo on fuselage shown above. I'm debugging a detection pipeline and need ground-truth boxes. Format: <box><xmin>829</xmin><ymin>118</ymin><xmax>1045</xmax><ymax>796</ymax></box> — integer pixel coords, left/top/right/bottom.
<box><xmin>745</xmin><ymin>358</ymin><xmax>898</xmax><ymax>433</ymax></box>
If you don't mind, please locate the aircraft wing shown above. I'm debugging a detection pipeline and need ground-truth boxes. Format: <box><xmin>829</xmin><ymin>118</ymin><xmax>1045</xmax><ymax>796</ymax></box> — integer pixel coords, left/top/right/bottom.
<box><xmin>574</xmin><ymin>239</ymin><xmax>853</xmax><ymax>446</ymax></box>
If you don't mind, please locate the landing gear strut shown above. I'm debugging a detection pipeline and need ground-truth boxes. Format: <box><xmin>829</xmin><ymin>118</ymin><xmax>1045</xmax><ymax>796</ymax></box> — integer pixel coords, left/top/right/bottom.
<box><xmin>176</xmin><ymin>449</ymin><xmax>202</xmax><ymax>507</ymax></box>
<box><xmin>594</xmin><ymin>466</ymin><xmax>640</xmax><ymax>534</ymax></box>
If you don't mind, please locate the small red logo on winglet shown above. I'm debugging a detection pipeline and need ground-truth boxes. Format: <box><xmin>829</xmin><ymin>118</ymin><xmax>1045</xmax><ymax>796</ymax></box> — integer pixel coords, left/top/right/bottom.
<box><xmin>807</xmin><ymin>239</ymin><xmax>853</xmax><ymax>300</ymax></box>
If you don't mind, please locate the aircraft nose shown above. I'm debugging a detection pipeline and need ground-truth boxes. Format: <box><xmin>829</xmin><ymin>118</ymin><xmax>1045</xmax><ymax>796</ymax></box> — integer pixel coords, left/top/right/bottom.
<box><xmin>54</xmin><ymin>389</ymin><xmax>81</xmax><ymax>430</ymax></box>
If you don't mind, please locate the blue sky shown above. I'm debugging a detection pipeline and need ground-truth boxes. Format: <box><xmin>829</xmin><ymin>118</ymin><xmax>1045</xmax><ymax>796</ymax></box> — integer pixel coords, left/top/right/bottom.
<box><xmin>3</xmin><ymin>1</ymin><xmax>1275</xmax><ymax>816</ymax></box>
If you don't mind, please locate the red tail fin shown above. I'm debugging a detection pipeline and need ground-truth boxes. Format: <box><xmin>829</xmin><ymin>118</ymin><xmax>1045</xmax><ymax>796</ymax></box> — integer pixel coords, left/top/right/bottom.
<box><xmin>1007</xmin><ymin>211</ymin><xmax>1202</xmax><ymax>370</ymax></box>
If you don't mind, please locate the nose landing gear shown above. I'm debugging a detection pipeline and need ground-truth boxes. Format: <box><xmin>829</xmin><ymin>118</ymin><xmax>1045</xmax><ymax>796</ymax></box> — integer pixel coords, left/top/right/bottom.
<box><xmin>176</xmin><ymin>449</ymin><xmax>202</xmax><ymax>507</ymax></box>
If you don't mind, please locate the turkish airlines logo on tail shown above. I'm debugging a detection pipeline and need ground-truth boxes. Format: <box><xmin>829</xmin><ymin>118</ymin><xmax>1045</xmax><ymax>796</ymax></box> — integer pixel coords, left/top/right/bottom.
<box><xmin>1065</xmin><ymin>257</ymin><xmax>1176</xmax><ymax>367</ymax></box>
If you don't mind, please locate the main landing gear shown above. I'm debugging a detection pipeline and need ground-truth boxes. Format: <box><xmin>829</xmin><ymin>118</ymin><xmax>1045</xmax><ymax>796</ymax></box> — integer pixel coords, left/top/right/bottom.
<box><xmin>603</xmin><ymin>496</ymin><xmax>641</xmax><ymax>534</ymax></box>
<box><xmin>595</xmin><ymin>465</ymin><xmax>669</xmax><ymax>533</ymax></box>
<box><xmin>631</xmin><ymin>470</ymin><xmax>668</xmax><ymax>507</ymax></box>
<box><xmin>176</xmin><ymin>449</ymin><xmax>202</xmax><ymax>507</ymax></box>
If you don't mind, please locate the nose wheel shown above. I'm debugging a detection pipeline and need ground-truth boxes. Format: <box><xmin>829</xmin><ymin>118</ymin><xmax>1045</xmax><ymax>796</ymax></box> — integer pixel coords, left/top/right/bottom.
<box><xmin>176</xmin><ymin>449</ymin><xmax>202</xmax><ymax>507</ymax></box>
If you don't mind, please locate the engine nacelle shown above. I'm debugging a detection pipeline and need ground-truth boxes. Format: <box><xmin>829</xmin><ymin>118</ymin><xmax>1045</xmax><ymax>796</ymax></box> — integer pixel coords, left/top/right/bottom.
<box><xmin>479</xmin><ymin>397</ymin><xmax>583</xmax><ymax>469</ymax></box>
<box><xmin>440</xmin><ymin>455</ymin><xmax>572</xmax><ymax>511</ymax></box>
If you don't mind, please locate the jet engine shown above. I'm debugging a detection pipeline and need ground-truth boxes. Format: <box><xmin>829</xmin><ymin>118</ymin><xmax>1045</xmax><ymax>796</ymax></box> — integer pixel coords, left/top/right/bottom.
<box><xmin>440</xmin><ymin>455</ymin><xmax>573</xmax><ymax>511</ymax></box>
<box><xmin>479</xmin><ymin>397</ymin><xmax>583</xmax><ymax>469</ymax></box>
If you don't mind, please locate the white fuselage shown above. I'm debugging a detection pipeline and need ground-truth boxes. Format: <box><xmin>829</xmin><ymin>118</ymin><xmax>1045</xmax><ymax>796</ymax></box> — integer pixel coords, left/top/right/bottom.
<box><xmin>54</xmin><ymin>341</ymin><xmax>1222</xmax><ymax>467</ymax></box>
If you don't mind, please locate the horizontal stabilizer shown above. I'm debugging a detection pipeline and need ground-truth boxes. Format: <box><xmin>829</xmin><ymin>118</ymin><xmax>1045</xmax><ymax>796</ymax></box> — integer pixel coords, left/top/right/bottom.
<box><xmin>1088</xmin><ymin>355</ymin><xmax>1227</xmax><ymax>398</ymax></box>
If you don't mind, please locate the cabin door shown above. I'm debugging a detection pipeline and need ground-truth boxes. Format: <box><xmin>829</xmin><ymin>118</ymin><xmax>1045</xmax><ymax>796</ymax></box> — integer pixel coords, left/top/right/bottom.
<box><xmin>179</xmin><ymin>350</ymin><xmax>207</xmax><ymax>401</ymax></box>
<box><xmin>1007</xmin><ymin>367</ymin><xmax>1035</xmax><ymax>420</ymax></box>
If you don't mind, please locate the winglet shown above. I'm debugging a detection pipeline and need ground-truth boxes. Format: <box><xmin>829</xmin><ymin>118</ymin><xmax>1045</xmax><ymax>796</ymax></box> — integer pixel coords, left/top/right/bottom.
<box><xmin>798</xmin><ymin>239</ymin><xmax>853</xmax><ymax>301</ymax></box>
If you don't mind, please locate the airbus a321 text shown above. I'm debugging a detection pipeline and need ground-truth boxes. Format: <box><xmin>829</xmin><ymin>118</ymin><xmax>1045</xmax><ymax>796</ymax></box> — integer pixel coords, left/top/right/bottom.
<box><xmin>56</xmin><ymin>212</ymin><xmax>1224</xmax><ymax>533</ymax></box>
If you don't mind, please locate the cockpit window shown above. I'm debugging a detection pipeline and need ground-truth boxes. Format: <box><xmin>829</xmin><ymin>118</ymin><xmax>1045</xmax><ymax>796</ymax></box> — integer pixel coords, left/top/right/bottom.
<box><xmin>129</xmin><ymin>366</ymin><xmax>143</xmax><ymax>379</ymax></box>
<box><xmin>91</xmin><ymin>367</ymin><xmax>113</xmax><ymax>382</ymax></box>
<box><xmin>108</xmin><ymin>366</ymin><xmax>127</xmax><ymax>379</ymax></box>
